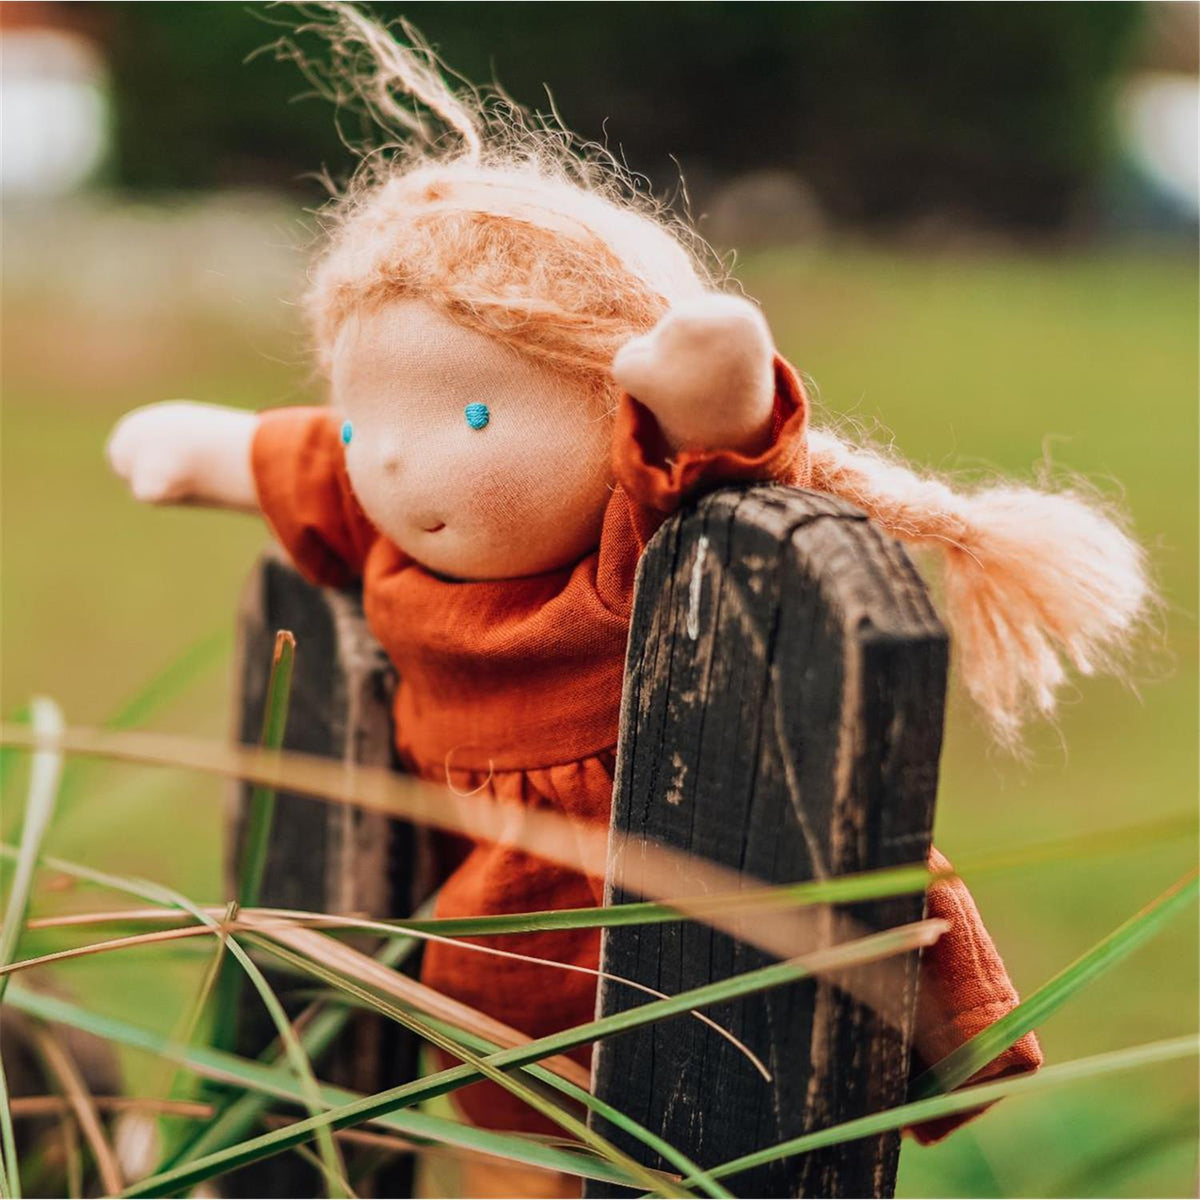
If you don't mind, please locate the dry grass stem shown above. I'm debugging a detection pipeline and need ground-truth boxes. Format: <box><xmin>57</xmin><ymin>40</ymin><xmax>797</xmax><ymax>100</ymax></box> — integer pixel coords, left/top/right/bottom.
<box><xmin>0</xmin><ymin>724</ymin><xmax>934</xmax><ymax>962</ymax></box>
<box><xmin>9</xmin><ymin>1096</ymin><xmax>213</xmax><ymax>1121</ymax></box>
<box><xmin>262</xmin><ymin>923</ymin><xmax>593</xmax><ymax>1090</ymax></box>
<box><xmin>28</xmin><ymin>1025</ymin><xmax>125</xmax><ymax>1196</ymax></box>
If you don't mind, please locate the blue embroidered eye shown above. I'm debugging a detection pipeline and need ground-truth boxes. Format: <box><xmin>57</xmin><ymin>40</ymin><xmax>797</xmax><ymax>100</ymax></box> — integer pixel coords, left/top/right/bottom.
<box><xmin>464</xmin><ymin>403</ymin><xmax>490</xmax><ymax>430</ymax></box>
<box><xmin>340</xmin><ymin>420</ymin><xmax>353</xmax><ymax>446</ymax></box>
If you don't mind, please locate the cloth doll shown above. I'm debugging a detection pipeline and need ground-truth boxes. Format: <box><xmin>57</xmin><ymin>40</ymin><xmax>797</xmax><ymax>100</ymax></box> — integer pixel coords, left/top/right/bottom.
<box><xmin>105</xmin><ymin>4</ymin><xmax>1149</xmax><ymax>1176</ymax></box>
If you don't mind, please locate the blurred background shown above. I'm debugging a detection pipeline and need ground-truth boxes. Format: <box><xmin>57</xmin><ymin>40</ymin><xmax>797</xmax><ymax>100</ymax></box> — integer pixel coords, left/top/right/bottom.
<box><xmin>1</xmin><ymin>3</ymin><xmax>1197</xmax><ymax>1197</ymax></box>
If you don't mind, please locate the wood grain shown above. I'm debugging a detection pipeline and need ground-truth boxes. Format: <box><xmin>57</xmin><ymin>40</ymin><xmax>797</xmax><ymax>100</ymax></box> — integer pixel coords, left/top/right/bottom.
<box><xmin>587</xmin><ymin>486</ymin><xmax>948</xmax><ymax>1199</ymax></box>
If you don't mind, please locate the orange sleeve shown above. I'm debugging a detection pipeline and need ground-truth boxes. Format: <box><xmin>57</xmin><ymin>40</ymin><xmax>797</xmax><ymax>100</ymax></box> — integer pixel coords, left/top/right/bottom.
<box><xmin>908</xmin><ymin>846</ymin><xmax>1044</xmax><ymax>1144</ymax></box>
<box><xmin>596</xmin><ymin>355</ymin><xmax>811</xmax><ymax>609</ymax></box>
<box><xmin>251</xmin><ymin>407</ymin><xmax>378</xmax><ymax>589</ymax></box>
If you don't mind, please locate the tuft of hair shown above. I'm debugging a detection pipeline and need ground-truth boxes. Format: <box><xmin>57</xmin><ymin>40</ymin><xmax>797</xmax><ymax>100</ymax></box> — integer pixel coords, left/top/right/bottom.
<box><xmin>276</xmin><ymin>2</ymin><xmax>716</xmax><ymax>393</ymax></box>
<box><xmin>807</xmin><ymin>427</ymin><xmax>1153</xmax><ymax>749</ymax></box>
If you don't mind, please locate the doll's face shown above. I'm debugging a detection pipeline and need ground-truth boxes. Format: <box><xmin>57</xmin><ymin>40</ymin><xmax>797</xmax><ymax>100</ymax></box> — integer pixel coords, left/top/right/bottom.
<box><xmin>331</xmin><ymin>300</ymin><xmax>614</xmax><ymax>580</ymax></box>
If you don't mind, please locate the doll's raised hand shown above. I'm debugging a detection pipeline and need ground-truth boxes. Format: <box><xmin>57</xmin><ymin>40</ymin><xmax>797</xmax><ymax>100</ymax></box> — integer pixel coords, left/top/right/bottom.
<box><xmin>106</xmin><ymin>401</ymin><xmax>259</xmax><ymax>511</ymax></box>
<box><xmin>612</xmin><ymin>294</ymin><xmax>776</xmax><ymax>455</ymax></box>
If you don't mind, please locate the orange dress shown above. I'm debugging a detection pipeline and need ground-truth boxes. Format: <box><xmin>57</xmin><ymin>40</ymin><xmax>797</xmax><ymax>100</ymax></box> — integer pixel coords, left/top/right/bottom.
<box><xmin>251</xmin><ymin>358</ymin><xmax>1040</xmax><ymax>1141</ymax></box>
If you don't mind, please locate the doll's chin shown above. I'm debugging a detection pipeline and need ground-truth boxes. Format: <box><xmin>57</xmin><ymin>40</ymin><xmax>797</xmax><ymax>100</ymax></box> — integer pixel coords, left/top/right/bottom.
<box><xmin>406</xmin><ymin>539</ymin><xmax>588</xmax><ymax>582</ymax></box>
<box><xmin>389</xmin><ymin>518</ymin><xmax>600</xmax><ymax>580</ymax></box>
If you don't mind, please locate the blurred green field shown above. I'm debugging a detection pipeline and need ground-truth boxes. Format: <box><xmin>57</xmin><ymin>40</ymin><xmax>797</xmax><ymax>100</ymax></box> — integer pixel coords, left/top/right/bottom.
<box><xmin>2</xmin><ymin>225</ymin><xmax>1197</xmax><ymax>1196</ymax></box>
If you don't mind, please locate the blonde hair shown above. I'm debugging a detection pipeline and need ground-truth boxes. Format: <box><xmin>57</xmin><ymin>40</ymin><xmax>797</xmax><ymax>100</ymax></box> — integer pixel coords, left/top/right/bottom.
<box><xmin>297</xmin><ymin>5</ymin><xmax>710</xmax><ymax>392</ymax></box>
<box><xmin>293</xmin><ymin>3</ymin><xmax>1152</xmax><ymax>747</ymax></box>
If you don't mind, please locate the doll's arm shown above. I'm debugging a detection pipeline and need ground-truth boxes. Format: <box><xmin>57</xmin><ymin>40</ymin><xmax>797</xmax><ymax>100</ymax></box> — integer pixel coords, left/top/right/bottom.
<box><xmin>106</xmin><ymin>401</ymin><xmax>259</xmax><ymax>511</ymax></box>
<box><xmin>611</xmin><ymin>295</ymin><xmax>776</xmax><ymax>455</ymax></box>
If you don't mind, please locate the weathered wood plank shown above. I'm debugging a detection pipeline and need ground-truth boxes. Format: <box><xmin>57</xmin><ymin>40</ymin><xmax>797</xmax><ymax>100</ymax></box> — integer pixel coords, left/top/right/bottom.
<box><xmin>226</xmin><ymin>547</ymin><xmax>427</xmax><ymax>1198</ymax></box>
<box><xmin>587</xmin><ymin>485</ymin><xmax>948</xmax><ymax>1199</ymax></box>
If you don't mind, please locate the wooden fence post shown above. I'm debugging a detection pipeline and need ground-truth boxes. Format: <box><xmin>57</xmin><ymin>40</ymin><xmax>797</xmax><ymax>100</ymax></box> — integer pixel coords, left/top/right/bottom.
<box><xmin>226</xmin><ymin>547</ymin><xmax>431</xmax><ymax>1197</ymax></box>
<box><xmin>587</xmin><ymin>486</ymin><xmax>948</xmax><ymax>1199</ymax></box>
<box><xmin>229</xmin><ymin>483</ymin><xmax>947</xmax><ymax>1199</ymax></box>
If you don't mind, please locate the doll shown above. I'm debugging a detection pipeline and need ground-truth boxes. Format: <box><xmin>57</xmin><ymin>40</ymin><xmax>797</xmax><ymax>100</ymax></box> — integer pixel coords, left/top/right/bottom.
<box><xmin>106</xmin><ymin>4</ymin><xmax>1148</xmax><ymax>1169</ymax></box>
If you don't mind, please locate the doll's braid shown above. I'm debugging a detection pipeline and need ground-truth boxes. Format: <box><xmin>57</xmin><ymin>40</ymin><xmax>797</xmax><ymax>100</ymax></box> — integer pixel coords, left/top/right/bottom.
<box><xmin>807</xmin><ymin>428</ymin><xmax>1152</xmax><ymax>748</ymax></box>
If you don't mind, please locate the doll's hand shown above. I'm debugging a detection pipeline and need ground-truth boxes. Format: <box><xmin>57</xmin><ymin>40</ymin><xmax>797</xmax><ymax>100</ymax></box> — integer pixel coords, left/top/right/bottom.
<box><xmin>106</xmin><ymin>401</ymin><xmax>259</xmax><ymax>510</ymax></box>
<box><xmin>612</xmin><ymin>294</ymin><xmax>776</xmax><ymax>454</ymax></box>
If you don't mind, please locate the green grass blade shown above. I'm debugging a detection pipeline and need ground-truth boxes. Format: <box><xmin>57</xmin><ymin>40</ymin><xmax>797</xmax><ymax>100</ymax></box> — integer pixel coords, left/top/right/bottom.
<box><xmin>4</xmin><ymin>719</ymin><xmax>1192</xmax><ymax>955</ymax></box>
<box><xmin>0</xmin><ymin>698</ymin><xmax>64</xmax><ymax>1200</ymax></box>
<box><xmin>1</xmin><ymin>862</ymin><xmax>934</xmax><ymax>940</ymax></box>
<box><xmin>0</xmin><ymin>1058</ymin><xmax>14</xmax><ymax>1200</ymax></box>
<box><xmin>187</xmin><ymin>935</ymin><xmax>354</xmax><ymax>1194</ymax></box>
<box><xmin>163</xmin><ymin>925</ymin><xmax>350</xmax><ymax>1190</ymax></box>
<box><xmin>374</xmin><ymin>866</ymin><xmax>937</xmax><ymax>937</ymax></box>
<box><xmin>18</xmin><ymin>811</ymin><xmax>1193</xmax><ymax>969</ymax></box>
<box><xmin>289</xmin><ymin>1142</ymin><xmax>356</xmax><ymax>1197</ymax></box>
<box><xmin>165</xmin><ymin>933</ymin><xmax>419</xmax><ymax>1169</ymax></box>
<box><xmin>0</xmin><ymin>699</ymin><xmax>64</xmax><ymax>997</ymax></box>
<box><xmin>0</xmin><ymin>821</ymin><xmax>345</xmax><ymax>1197</ymax></box>
<box><xmin>380</xmin><ymin>813</ymin><xmax>1194</xmax><ymax>937</ymax></box>
<box><xmin>1</xmin><ymin>983</ymin><xmax>655</xmax><ymax>1191</ymax></box>
<box><xmin>234</xmin><ymin>630</ymin><xmax>296</xmax><ymax>912</ymax></box>
<box><xmin>117</xmin><ymin>921</ymin><xmax>938</xmax><ymax>1197</ymax></box>
<box><xmin>26</xmin><ymin>813</ymin><xmax>1189</xmax><ymax>943</ymax></box>
<box><xmin>267</xmin><ymin>941</ymin><xmax>729</xmax><ymax>1197</ymax></box>
<box><xmin>209</xmin><ymin>629</ymin><xmax>296</xmax><ymax>1067</ymax></box>
<box><xmin>32</xmin><ymin>817</ymin><xmax>1193</xmax><ymax>955</ymax></box>
<box><xmin>151</xmin><ymin>933</ymin><xmax>231</xmax><ymax>1166</ymax></box>
<box><xmin>411</xmin><ymin>1010</ymin><xmax>732</xmax><ymax>1200</ymax></box>
<box><xmin>910</xmin><ymin>870</ymin><xmax>1199</xmax><ymax>1100</ymax></box>
<box><xmin>188</xmin><ymin>629</ymin><xmax>340</xmax><ymax>1193</ymax></box>
<box><xmin>690</xmin><ymin>1037</ymin><xmax>1199</xmax><ymax>1187</ymax></box>
<box><xmin>245</xmin><ymin>934</ymin><xmax>692</xmax><ymax>1200</ymax></box>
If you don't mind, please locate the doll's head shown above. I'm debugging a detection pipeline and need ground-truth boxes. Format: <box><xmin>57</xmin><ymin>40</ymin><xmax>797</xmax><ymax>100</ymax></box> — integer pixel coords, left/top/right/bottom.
<box><xmin>292</xmin><ymin>4</ymin><xmax>1152</xmax><ymax>747</ymax></box>
<box><xmin>308</xmin><ymin>157</ymin><xmax>711</xmax><ymax>577</ymax></box>
<box><xmin>290</xmin><ymin>4</ymin><xmax>719</xmax><ymax>576</ymax></box>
